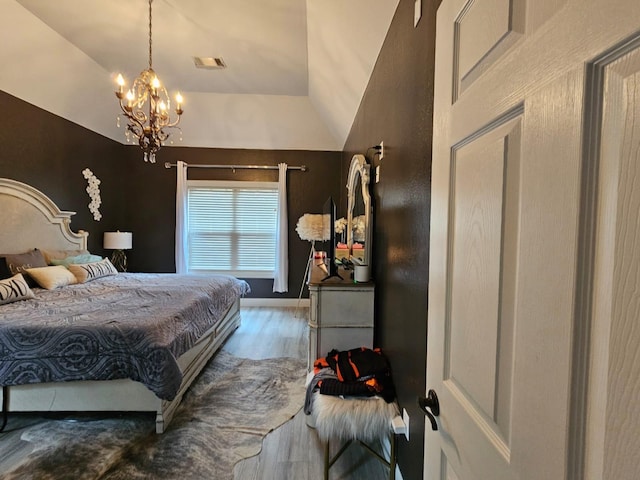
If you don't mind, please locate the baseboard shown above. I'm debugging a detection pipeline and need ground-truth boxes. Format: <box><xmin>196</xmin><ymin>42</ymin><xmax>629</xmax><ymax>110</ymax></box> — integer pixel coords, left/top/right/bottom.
<box><xmin>240</xmin><ymin>298</ymin><xmax>310</xmax><ymax>307</ymax></box>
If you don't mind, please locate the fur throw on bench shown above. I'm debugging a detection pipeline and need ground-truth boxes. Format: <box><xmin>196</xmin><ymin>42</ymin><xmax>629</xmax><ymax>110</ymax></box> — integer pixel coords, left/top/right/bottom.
<box><xmin>312</xmin><ymin>393</ymin><xmax>399</xmax><ymax>442</ymax></box>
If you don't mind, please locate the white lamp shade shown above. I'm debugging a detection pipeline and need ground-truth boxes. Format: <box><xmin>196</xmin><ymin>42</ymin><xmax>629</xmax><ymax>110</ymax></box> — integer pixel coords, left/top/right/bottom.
<box><xmin>295</xmin><ymin>214</ymin><xmax>330</xmax><ymax>242</ymax></box>
<box><xmin>103</xmin><ymin>231</ymin><xmax>133</xmax><ymax>250</ymax></box>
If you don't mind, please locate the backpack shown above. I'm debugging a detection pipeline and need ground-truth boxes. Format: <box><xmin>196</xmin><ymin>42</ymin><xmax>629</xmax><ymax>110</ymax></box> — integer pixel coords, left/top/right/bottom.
<box><xmin>314</xmin><ymin>347</ymin><xmax>396</xmax><ymax>402</ymax></box>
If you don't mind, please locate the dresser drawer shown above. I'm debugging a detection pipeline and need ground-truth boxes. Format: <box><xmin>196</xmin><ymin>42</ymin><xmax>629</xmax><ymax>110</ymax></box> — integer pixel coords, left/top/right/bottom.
<box><xmin>309</xmin><ymin>290</ymin><xmax>318</xmax><ymax>328</ymax></box>
<box><xmin>316</xmin><ymin>289</ymin><xmax>374</xmax><ymax>327</ymax></box>
<box><xmin>307</xmin><ymin>326</ymin><xmax>318</xmax><ymax>371</ymax></box>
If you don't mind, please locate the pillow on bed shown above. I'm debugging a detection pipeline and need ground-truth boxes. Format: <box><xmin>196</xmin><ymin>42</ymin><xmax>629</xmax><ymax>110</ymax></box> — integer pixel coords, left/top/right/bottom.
<box><xmin>68</xmin><ymin>258</ymin><xmax>118</xmax><ymax>283</ymax></box>
<box><xmin>40</xmin><ymin>248</ymin><xmax>90</xmax><ymax>265</ymax></box>
<box><xmin>25</xmin><ymin>265</ymin><xmax>78</xmax><ymax>290</ymax></box>
<box><xmin>50</xmin><ymin>253</ymin><xmax>103</xmax><ymax>267</ymax></box>
<box><xmin>0</xmin><ymin>273</ymin><xmax>35</xmax><ymax>305</ymax></box>
<box><xmin>0</xmin><ymin>249</ymin><xmax>48</xmax><ymax>286</ymax></box>
<box><xmin>0</xmin><ymin>258</ymin><xmax>11</xmax><ymax>280</ymax></box>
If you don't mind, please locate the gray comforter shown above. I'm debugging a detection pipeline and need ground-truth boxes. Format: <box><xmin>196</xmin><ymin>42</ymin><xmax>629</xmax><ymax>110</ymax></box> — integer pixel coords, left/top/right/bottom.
<box><xmin>0</xmin><ymin>273</ymin><xmax>250</xmax><ymax>400</ymax></box>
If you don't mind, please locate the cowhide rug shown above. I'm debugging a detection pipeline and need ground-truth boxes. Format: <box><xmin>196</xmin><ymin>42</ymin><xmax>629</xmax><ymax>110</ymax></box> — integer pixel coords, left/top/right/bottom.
<box><xmin>1</xmin><ymin>351</ymin><xmax>306</xmax><ymax>480</ymax></box>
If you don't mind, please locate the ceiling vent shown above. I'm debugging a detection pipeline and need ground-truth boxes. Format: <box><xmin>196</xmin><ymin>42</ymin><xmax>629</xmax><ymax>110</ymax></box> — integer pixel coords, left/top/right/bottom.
<box><xmin>193</xmin><ymin>56</ymin><xmax>227</xmax><ymax>69</ymax></box>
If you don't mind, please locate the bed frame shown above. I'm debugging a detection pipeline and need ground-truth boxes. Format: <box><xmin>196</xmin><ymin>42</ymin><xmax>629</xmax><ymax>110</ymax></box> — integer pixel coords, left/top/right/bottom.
<box><xmin>0</xmin><ymin>178</ymin><xmax>241</xmax><ymax>433</ymax></box>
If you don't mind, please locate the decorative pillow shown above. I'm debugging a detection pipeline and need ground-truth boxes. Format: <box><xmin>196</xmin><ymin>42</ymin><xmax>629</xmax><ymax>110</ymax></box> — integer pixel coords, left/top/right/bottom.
<box><xmin>0</xmin><ymin>273</ymin><xmax>35</xmax><ymax>305</ymax></box>
<box><xmin>51</xmin><ymin>253</ymin><xmax>103</xmax><ymax>267</ymax></box>
<box><xmin>0</xmin><ymin>258</ymin><xmax>11</xmax><ymax>280</ymax></box>
<box><xmin>0</xmin><ymin>249</ymin><xmax>48</xmax><ymax>286</ymax></box>
<box><xmin>25</xmin><ymin>265</ymin><xmax>78</xmax><ymax>290</ymax></box>
<box><xmin>40</xmin><ymin>248</ymin><xmax>90</xmax><ymax>265</ymax></box>
<box><xmin>68</xmin><ymin>258</ymin><xmax>118</xmax><ymax>284</ymax></box>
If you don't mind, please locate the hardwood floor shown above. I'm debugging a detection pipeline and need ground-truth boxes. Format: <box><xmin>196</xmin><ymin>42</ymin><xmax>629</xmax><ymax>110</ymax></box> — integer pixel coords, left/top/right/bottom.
<box><xmin>224</xmin><ymin>306</ymin><xmax>309</xmax><ymax>361</ymax></box>
<box><xmin>0</xmin><ymin>415</ymin><xmax>38</xmax><ymax>475</ymax></box>
<box><xmin>230</xmin><ymin>307</ymin><xmax>391</xmax><ymax>480</ymax></box>
<box><xmin>0</xmin><ymin>307</ymin><xmax>392</xmax><ymax>479</ymax></box>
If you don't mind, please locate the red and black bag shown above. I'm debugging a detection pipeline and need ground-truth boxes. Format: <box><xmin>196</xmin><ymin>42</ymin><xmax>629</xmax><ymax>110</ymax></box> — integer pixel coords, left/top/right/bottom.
<box><xmin>314</xmin><ymin>347</ymin><xmax>396</xmax><ymax>402</ymax></box>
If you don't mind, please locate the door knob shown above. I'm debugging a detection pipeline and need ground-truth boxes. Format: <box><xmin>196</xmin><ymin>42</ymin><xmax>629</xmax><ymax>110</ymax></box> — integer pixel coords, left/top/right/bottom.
<box><xmin>418</xmin><ymin>389</ymin><xmax>440</xmax><ymax>431</ymax></box>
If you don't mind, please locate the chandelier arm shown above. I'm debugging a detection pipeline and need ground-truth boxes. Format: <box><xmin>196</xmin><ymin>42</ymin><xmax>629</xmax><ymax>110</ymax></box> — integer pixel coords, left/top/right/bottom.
<box><xmin>133</xmin><ymin>110</ymin><xmax>150</xmax><ymax>125</ymax></box>
<box><xmin>163</xmin><ymin>116</ymin><xmax>183</xmax><ymax>129</ymax></box>
<box><xmin>128</xmin><ymin>124</ymin><xmax>144</xmax><ymax>138</ymax></box>
<box><xmin>118</xmin><ymin>101</ymin><xmax>149</xmax><ymax>130</ymax></box>
<box><xmin>156</xmin><ymin>131</ymin><xmax>171</xmax><ymax>142</ymax></box>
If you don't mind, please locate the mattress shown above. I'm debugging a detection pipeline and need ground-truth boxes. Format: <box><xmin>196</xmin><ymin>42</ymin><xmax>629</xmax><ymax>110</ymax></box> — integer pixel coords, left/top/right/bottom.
<box><xmin>0</xmin><ymin>273</ymin><xmax>249</xmax><ymax>400</ymax></box>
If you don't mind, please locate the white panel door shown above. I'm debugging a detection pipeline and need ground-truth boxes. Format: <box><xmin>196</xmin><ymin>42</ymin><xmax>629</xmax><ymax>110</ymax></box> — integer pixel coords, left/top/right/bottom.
<box><xmin>425</xmin><ymin>1</ymin><xmax>640</xmax><ymax>479</ymax></box>
<box><xmin>585</xmin><ymin>42</ymin><xmax>640</xmax><ymax>480</ymax></box>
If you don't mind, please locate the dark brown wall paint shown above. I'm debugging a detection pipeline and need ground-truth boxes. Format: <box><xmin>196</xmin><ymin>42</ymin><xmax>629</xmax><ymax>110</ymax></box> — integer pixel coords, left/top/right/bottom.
<box><xmin>342</xmin><ymin>1</ymin><xmax>441</xmax><ymax>478</ymax></box>
<box><xmin>122</xmin><ymin>146</ymin><xmax>341</xmax><ymax>298</ymax></box>
<box><xmin>0</xmin><ymin>90</ymin><xmax>127</xmax><ymax>254</ymax></box>
<box><xmin>0</xmin><ymin>90</ymin><xmax>341</xmax><ymax>299</ymax></box>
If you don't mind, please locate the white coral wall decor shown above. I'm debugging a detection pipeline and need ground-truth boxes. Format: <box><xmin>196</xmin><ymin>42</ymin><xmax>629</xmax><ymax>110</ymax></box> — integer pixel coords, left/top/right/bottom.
<box><xmin>82</xmin><ymin>168</ymin><xmax>102</xmax><ymax>221</ymax></box>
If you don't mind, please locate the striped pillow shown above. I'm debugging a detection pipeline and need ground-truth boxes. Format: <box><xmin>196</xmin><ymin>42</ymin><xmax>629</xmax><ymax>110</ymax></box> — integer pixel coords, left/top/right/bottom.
<box><xmin>0</xmin><ymin>273</ymin><xmax>35</xmax><ymax>305</ymax></box>
<box><xmin>68</xmin><ymin>258</ymin><xmax>118</xmax><ymax>283</ymax></box>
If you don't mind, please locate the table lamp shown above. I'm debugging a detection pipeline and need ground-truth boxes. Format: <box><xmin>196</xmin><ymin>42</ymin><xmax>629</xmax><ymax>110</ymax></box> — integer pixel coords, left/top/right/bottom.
<box><xmin>103</xmin><ymin>231</ymin><xmax>133</xmax><ymax>272</ymax></box>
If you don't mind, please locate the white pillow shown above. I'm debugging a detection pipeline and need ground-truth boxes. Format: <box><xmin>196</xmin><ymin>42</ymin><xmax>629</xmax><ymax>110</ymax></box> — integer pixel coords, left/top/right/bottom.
<box><xmin>0</xmin><ymin>273</ymin><xmax>36</xmax><ymax>304</ymax></box>
<box><xmin>68</xmin><ymin>258</ymin><xmax>118</xmax><ymax>283</ymax></box>
<box><xmin>26</xmin><ymin>265</ymin><xmax>78</xmax><ymax>290</ymax></box>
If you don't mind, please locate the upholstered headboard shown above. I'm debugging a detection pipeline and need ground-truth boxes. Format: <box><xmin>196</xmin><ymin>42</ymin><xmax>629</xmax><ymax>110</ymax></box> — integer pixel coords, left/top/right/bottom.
<box><xmin>0</xmin><ymin>178</ymin><xmax>88</xmax><ymax>254</ymax></box>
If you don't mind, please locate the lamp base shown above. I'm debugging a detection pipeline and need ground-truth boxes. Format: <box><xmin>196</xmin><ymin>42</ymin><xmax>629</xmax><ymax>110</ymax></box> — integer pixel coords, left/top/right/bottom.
<box><xmin>110</xmin><ymin>250</ymin><xmax>128</xmax><ymax>272</ymax></box>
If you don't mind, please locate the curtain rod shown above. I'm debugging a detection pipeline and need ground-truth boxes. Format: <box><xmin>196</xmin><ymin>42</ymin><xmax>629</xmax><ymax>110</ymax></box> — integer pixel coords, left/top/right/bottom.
<box><xmin>164</xmin><ymin>162</ymin><xmax>307</xmax><ymax>172</ymax></box>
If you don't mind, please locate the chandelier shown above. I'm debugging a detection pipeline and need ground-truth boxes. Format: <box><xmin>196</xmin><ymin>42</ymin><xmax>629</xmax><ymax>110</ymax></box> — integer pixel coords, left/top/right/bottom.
<box><xmin>114</xmin><ymin>0</ymin><xmax>183</xmax><ymax>163</ymax></box>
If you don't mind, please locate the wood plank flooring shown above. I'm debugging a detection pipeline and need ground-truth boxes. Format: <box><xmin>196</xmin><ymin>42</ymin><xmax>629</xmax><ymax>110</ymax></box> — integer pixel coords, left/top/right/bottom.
<box><xmin>0</xmin><ymin>307</ymin><xmax>392</xmax><ymax>480</ymax></box>
<box><xmin>230</xmin><ymin>307</ymin><xmax>391</xmax><ymax>480</ymax></box>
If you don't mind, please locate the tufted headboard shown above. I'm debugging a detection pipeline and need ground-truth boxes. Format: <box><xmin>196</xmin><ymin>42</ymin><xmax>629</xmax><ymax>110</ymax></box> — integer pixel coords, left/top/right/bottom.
<box><xmin>0</xmin><ymin>178</ymin><xmax>88</xmax><ymax>254</ymax></box>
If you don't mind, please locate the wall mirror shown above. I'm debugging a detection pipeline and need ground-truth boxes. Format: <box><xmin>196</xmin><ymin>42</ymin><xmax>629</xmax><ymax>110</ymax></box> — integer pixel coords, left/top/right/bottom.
<box><xmin>346</xmin><ymin>154</ymin><xmax>372</xmax><ymax>266</ymax></box>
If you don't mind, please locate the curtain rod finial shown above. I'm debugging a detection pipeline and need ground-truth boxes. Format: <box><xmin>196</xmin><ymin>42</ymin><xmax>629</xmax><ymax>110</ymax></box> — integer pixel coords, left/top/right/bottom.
<box><xmin>164</xmin><ymin>162</ymin><xmax>171</xmax><ymax>169</ymax></box>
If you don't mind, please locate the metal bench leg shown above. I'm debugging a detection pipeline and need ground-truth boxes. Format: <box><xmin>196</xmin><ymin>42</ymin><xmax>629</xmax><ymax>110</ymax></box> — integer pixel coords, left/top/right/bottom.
<box><xmin>325</xmin><ymin>439</ymin><xmax>354</xmax><ymax>479</ymax></box>
<box><xmin>389</xmin><ymin>431</ymin><xmax>396</xmax><ymax>480</ymax></box>
<box><xmin>324</xmin><ymin>439</ymin><xmax>329</xmax><ymax>480</ymax></box>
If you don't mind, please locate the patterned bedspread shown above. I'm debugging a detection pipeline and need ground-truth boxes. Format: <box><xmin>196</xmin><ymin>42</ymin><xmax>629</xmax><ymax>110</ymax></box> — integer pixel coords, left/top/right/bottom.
<box><xmin>0</xmin><ymin>273</ymin><xmax>250</xmax><ymax>400</ymax></box>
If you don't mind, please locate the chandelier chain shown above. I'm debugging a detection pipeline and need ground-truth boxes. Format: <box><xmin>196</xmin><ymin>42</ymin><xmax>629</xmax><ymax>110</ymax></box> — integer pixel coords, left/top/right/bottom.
<box><xmin>148</xmin><ymin>0</ymin><xmax>153</xmax><ymax>69</ymax></box>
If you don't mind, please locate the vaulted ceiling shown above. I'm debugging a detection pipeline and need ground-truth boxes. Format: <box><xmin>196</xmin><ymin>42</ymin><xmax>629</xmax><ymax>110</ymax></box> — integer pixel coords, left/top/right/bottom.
<box><xmin>0</xmin><ymin>0</ymin><xmax>398</xmax><ymax>151</ymax></box>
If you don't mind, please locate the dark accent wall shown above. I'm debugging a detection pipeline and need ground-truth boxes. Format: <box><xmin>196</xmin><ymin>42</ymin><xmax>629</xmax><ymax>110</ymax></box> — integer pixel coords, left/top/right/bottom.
<box><xmin>0</xmin><ymin>90</ymin><xmax>127</xmax><ymax>254</ymax></box>
<box><xmin>0</xmin><ymin>90</ymin><xmax>341</xmax><ymax>299</ymax></box>
<box><xmin>342</xmin><ymin>1</ymin><xmax>441</xmax><ymax>478</ymax></box>
<box><xmin>122</xmin><ymin>146</ymin><xmax>341</xmax><ymax>298</ymax></box>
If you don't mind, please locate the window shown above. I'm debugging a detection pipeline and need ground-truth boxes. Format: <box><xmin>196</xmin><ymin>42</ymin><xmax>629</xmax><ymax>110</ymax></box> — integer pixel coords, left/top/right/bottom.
<box><xmin>186</xmin><ymin>180</ymin><xmax>278</xmax><ymax>277</ymax></box>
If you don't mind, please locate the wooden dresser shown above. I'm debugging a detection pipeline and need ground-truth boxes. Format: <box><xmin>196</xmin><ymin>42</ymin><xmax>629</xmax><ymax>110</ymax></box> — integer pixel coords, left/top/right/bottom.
<box><xmin>307</xmin><ymin>266</ymin><xmax>374</xmax><ymax>370</ymax></box>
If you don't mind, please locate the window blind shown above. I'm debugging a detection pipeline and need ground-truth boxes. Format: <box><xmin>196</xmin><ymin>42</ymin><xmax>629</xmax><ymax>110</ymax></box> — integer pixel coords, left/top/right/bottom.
<box><xmin>187</xmin><ymin>181</ymin><xmax>278</xmax><ymax>277</ymax></box>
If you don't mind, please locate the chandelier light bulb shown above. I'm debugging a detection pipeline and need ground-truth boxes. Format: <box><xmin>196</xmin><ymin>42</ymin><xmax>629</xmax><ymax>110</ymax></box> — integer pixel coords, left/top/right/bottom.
<box><xmin>116</xmin><ymin>74</ymin><xmax>125</xmax><ymax>94</ymax></box>
<box><xmin>125</xmin><ymin>89</ymin><xmax>135</xmax><ymax>109</ymax></box>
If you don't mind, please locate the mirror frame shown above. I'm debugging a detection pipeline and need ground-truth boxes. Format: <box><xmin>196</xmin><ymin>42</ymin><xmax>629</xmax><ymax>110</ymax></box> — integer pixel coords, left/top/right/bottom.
<box><xmin>346</xmin><ymin>154</ymin><xmax>372</xmax><ymax>266</ymax></box>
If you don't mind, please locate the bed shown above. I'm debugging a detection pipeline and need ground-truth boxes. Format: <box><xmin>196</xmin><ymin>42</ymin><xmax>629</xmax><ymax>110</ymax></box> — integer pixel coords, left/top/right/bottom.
<box><xmin>0</xmin><ymin>178</ymin><xmax>250</xmax><ymax>433</ymax></box>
